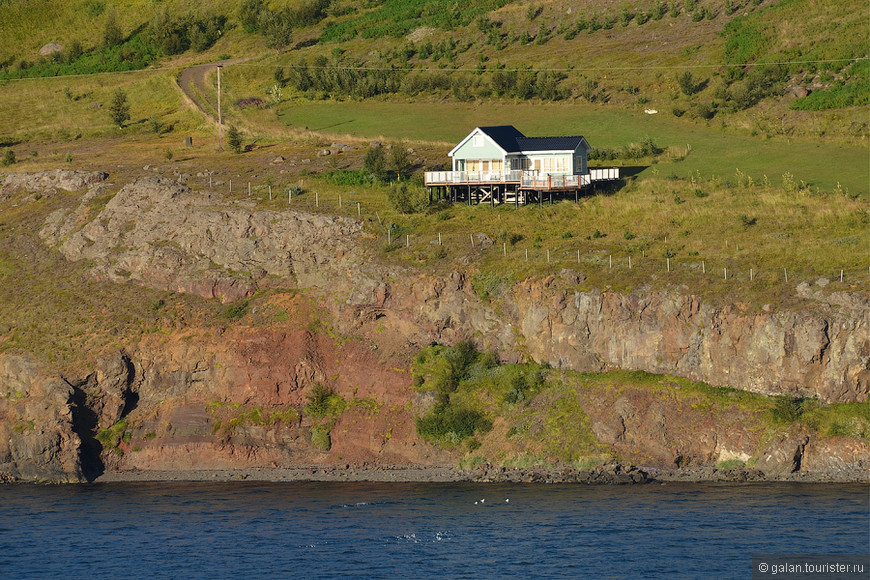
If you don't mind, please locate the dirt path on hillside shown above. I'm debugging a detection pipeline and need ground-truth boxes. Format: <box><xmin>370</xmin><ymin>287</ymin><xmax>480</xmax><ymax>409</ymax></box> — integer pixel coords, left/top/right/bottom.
<box><xmin>177</xmin><ymin>58</ymin><xmax>250</xmax><ymax>123</ymax></box>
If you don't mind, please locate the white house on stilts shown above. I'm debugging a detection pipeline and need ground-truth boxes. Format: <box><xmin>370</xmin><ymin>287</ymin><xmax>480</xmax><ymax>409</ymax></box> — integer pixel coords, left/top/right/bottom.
<box><xmin>425</xmin><ymin>125</ymin><xmax>619</xmax><ymax>206</ymax></box>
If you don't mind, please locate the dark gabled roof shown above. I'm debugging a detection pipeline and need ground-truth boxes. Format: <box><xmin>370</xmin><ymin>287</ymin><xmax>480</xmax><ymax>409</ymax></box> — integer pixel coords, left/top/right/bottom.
<box><xmin>516</xmin><ymin>136</ymin><xmax>588</xmax><ymax>152</ymax></box>
<box><xmin>477</xmin><ymin>125</ymin><xmax>526</xmax><ymax>152</ymax></box>
<box><xmin>477</xmin><ymin>126</ymin><xmax>589</xmax><ymax>153</ymax></box>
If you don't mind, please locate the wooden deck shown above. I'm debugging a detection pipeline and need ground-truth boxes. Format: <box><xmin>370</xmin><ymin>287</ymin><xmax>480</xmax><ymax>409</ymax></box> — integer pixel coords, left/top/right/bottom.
<box><xmin>424</xmin><ymin>168</ymin><xmax>619</xmax><ymax>190</ymax></box>
<box><xmin>424</xmin><ymin>168</ymin><xmax>620</xmax><ymax>206</ymax></box>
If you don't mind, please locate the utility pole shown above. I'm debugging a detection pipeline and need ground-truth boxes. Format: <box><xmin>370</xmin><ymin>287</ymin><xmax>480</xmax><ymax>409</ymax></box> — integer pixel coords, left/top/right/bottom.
<box><xmin>216</xmin><ymin>64</ymin><xmax>223</xmax><ymax>151</ymax></box>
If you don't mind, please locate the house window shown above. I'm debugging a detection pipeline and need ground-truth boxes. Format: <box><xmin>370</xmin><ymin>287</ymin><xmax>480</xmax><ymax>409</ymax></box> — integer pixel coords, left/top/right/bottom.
<box><xmin>541</xmin><ymin>156</ymin><xmax>570</xmax><ymax>173</ymax></box>
<box><xmin>511</xmin><ymin>158</ymin><xmax>531</xmax><ymax>171</ymax></box>
<box><xmin>472</xmin><ymin>134</ymin><xmax>483</xmax><ymax>147</ymax></box>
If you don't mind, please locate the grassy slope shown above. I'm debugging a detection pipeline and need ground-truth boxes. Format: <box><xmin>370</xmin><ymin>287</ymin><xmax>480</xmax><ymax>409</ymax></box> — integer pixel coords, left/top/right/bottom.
<box><xmin>0</xmin><ymin>0</ymin><xmax>866</xmax><ymax>345</ymax></box>
<box><xmin>0</xmin><ymin>0</ymin><xmax>240</xmax><ymax>63</ymax></box>
<box><xmin>274</xmin><ymin>100</ymin><xmax>869</xmax><ymax>193</ymax></box>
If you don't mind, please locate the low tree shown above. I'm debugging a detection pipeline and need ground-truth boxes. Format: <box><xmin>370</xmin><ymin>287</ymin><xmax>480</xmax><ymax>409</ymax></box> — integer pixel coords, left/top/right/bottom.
<box><xmin>103</xmin><ymin>8</ymin><xmax>124</xmax><ymax>49</ymax></box>
<box><xmin>676</xmin><ymin>70</ymin><xmax>699</xmax><ymax>96</ymax></box>
<box><xmin>389</xmin><ymin>142</ymin><xmax>413</xmax><ymax>180</ymax></box>
<box><xmin>109</xmin><ymin>88</ymin><xmax>130</xmax><ymax>128</ymax></box>
<box><xmin>363</xmin><ymin>143</ymin><xmax>386</xmax><ymax>177</ymax></box>
<box><xmin>386</xmin><ymin>182</ymin><xmax>429</xmax><ymax>214</ymax></box>
<box><xmin>227</xmin><ymin>125</ymin><xmax>243</xmax><ymax>153</ymax></box>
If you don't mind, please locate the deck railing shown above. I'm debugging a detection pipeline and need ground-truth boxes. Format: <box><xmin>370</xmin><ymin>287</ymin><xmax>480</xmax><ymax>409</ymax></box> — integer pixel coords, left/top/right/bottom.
<box><xmin>589</xmin><ymin>167</ymin><xmax>620</xmax><ymax>181</ymax></box>
<box><xmin>521</xmin><ymin>174</ymin><xmax>586</xmax><ymax>189</ymax></box>
<box><xmin>425</xmin><ymin>168</ymin><xmax>619</xmax><ymax>188</ymax></box>
<box><xmin>424</xmin><ymin>170</ymin><xmax>524</xmax><ymax>185</ymax></box>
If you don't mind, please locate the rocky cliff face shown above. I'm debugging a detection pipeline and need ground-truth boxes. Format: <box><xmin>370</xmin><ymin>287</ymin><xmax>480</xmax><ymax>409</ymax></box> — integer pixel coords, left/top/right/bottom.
<box><xmin>509</xmin><ymin>276</ymin><xmax>869</xmax><ymax>403</ymax></box>
<box><xmin>0</xmin><ymin>173</ymin><xmax>866</xmax><ymax>482</ymax></box>
<box><xmin>0</xmin><ymin>294</ymin><xmax>450</xmax><ymax>482</ymax></box>
<box><xmin>41</xmin><ymin>176</ymin><xmax>364</xmax><ymax>303</ymax></box>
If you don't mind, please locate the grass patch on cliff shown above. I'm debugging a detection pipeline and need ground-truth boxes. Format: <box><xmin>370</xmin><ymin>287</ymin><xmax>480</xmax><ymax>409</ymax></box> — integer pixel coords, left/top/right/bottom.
<box><xmin>207</xmin><ymin>401</ymin><xmax>300</xmax><ymax>438</ymax></box>
<box><xmin>96</xmin><ymin>418</ymin><xmax>130</xmax><ymax>454</ymax></box>
<box><xmin>770</xmin><ymin>396</ymin><xmax>870</xmax><ymax>440</ymax></box>
<box><xmin>412</xmin><ymin>341</ymin><xmax>606</xmax><ymax>461</ymax></box>
<box><xmin>413</xmin><ymin>351</ymin><xmax>870</xmax><ymax>468</ymax></box>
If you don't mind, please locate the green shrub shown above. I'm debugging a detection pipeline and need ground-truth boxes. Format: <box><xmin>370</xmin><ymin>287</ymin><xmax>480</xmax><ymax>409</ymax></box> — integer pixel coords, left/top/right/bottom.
<box><xmin>304</xmin><ymin>383</ymin><xmax>344</xmax><ymax>417</ymax></box>
<box><xmin>387</xmin><ymin>182</ymin><xmax>429</xmax><ymax>214</ymax></box>
<box><xmin>364</xmin><ymin>143</ymin><xmax>386</xmax><ymax>176</ymax></box>
<box><xmin>221</xmin><ymin>300</ymin><xmax>248</xmax><ymax>320</ymax></box>
<box><xmin>416</xmin><ymin>403</ymin><xmax>492</xmax><ymax>443</ymax></box>
<box><xmin>471</xmin><ymin>271</ymin><xmax>510</xmax><ymax>302</ymax></box>
<box><xmin>109</xmin><ymin>88</ymin><xmax>130</xmax><ymax>128</ymax></box>
<box><xmin>1</xmin><ymin>149</ymin><xmax>15</xmax><ymax>166</ymax></box>
<box><xmin>770</xmin><ymin>395</ymin><xmax>806</xmax><ymax>423</ymax></box>
<box><xmin>676</xmin><ymin>70</ymin><xmax>699</xmax><ymax>96</ymax></box>
<box><xmin>227</xmin><ymin>125</ymin><xmax>243</xmax><ymax>154</ymax></box>
<box><xmin>310</xmin><ymin>424</ymin><xmax>331</xmax><ymax>450</ymax></box>
<box><xmin>389</xmin><ymin>143</ymin><xmax>413</xmax><ymax>179</ymax></box>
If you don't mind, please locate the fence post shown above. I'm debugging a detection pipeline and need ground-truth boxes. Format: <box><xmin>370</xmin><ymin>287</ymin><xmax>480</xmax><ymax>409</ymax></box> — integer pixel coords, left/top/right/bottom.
<box><xmin>724</xmin><ymin>267</ymin><xmax>727</xmax><ymax>281</ymax></box>
<box><xmin>357</xmin><ymin>202</ymin><xmax>361</xmax><ymax>217</ymax></box>
<box><xmin>526</xmin><ymin>248</ymin><xmax>529</xmax><ymax>262</ymax></box>
<box><xmin>503</xmin><ymin>242</ymin><xmax>506</xmax><ymax>256</ymax></box>
<box><xmin>269</xmin><ymin>185</ymin><xmax>272</xmax><ymax>201</ymax></box>
<box><xmin>315</xmin><ymin>192</ymin><xmax>319</xmax><ymax>207</ymax></box>
<box><xmin>609</xmin><ymin>255</ymin><xmax>612</xmax><ymax>269</ymax></box>
<box><xmin>702</xmin><ymin>260</ymin><xmax>705</xmax><ymax>274</ymax></box>
<box><xmin>547</xmin><ymin>249</ymin><xmax>550</xmax><ymax>263</ymax></box>
<box><xmin>840</xmin><ymin>269</ymin><xmax>843</xmax><ymax>283</ymax></box>
<box><xmin>667</xmin><ymin>258</ymin><xmax>670</xmax><ymax>272</ymax></box>
<box><xmin>629</xmin><ymin>255</ymin><xmax>632</xmax><ymax>269</ymax></box>
<box><xmin>406</xmin><ymin>234</ymin><xmax>409</xmax><ymax>248</ymax></box>
<box><xmin>248</xmin><ymin>182</ymin><xmax>251</xmax><ymax>196</ymax></box>
<box><xmin>577</xmin><ymin>249</ymin><xmax>580</xmax><ymax>264</ymax></box>
<box><xmin>784</xmin><ymin>268</ymin><xmax>788</xmax><ymax>283</ymax></box>
<box><xmin>339</xmin><ymin>194</ymin><xmax>342</xmax><ymax>209</ymax></box>
<box><xmin>229</xmin><ymin>180</ymin><xmax>232</xmax><ymax>193</ymax></box>
<box><xmin>470</xmin><ymin>234</ymin><xmax>474</xmax><ymax>248</ymax></box>
<box><xmin>750</xmin><ymin>268</ymin><xmax>753</xmax><ymax>281</ymax></box>
<box><xmin>438</xmin><ymin>232</ymin><xmax>442</xmax><ymax>245</ymax></box>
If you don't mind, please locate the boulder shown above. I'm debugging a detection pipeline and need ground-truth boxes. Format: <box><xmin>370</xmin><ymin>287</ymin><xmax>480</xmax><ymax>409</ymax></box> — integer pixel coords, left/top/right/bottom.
<box><xmin>38</xmin><ymin>42</ymin><xmax>63</xmax><ymax>56</ymax></box>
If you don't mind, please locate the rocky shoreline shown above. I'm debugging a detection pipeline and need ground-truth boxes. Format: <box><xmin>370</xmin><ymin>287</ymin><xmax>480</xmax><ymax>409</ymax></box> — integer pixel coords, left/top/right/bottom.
<box><xmin>52</xmin><ymin>463</ymin><xmax>870</xmax><ymax>485</ymax></box>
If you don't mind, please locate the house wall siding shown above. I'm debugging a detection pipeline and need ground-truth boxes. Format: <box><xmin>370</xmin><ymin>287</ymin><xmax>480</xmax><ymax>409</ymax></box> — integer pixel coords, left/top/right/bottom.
<box><xmin>452</xmin><ymin>132</ymin><xmax>505</xmax><ymax>161</ymax></box>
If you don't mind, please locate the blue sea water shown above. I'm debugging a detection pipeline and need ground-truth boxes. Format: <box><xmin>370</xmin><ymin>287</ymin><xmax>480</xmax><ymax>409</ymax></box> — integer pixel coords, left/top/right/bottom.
<box><xmin>0</xmin><ymin>482</ymin><xmax>866</xmax><ymax>579</ymax></box>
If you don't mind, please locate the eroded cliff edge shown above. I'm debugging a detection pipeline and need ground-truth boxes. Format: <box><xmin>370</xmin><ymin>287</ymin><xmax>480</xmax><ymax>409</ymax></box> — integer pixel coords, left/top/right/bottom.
<box><xmin>1</xmin><ymin>172</ymin><xmax>867</xmax><ymax>482</ymax></box>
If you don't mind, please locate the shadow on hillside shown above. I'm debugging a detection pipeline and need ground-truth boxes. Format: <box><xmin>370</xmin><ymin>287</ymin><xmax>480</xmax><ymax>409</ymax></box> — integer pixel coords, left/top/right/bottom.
<box><xmin>311</xmin><ymin>120</ymin><xmax>355</xmax><ymax>132</ymax></box>
<box><xmin>619</xmin><ymin>166</ymin><xmax>648</xmax><ymax>178</ymax></box>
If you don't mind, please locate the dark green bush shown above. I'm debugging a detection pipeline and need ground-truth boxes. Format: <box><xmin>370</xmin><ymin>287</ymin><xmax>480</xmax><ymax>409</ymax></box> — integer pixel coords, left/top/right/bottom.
<box><xmin>770</xmin><ymin>395</ymin><xmax>806</xmax><ymax>423</ymax></box>
<box><xmin>416</xmin><ymin>403</ymin><xmax>492</xmax><ymax>442</ymax></box>
<box><xmin>387</xmin><ymin>182</ymin><xmax>429</xmax><ymax>214</ymax></box>
<box><xmin>1</xmin><ymin>149</ymin><xmax>15</xmax><ymax>166</ymax></box>
<box><xmin>221</xmin><ymin>300</ymin><xmax>248</xmax><ymax>319</ymax></box>
<box><xmin>305</xmin><ymin>383</ymin><xmax>337</xmax><ymax>417</ymax></box>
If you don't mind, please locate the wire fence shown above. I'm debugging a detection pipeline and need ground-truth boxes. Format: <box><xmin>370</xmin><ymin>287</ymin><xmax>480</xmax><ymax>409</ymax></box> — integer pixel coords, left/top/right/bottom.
<box><xmin>199</xmin><ymin>177</ymin><xmax>870</xmax><ymax>288</ymax></box>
